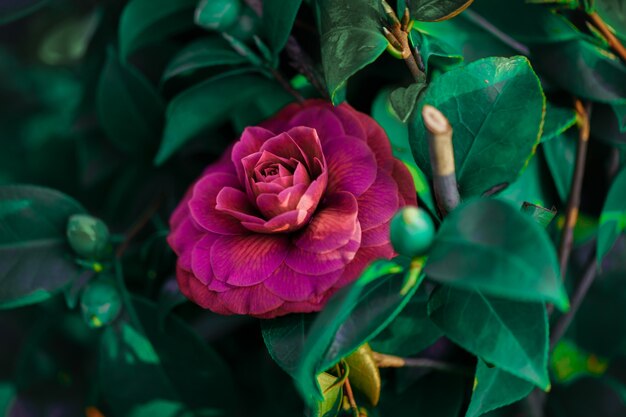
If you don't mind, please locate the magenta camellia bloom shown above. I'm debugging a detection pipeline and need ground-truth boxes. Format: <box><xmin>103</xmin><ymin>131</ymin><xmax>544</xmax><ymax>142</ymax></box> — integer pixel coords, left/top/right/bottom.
<box><xmin>168</xmin><ymin>100</ymin><xmax>416</xmax><ymax>318</ymax></box>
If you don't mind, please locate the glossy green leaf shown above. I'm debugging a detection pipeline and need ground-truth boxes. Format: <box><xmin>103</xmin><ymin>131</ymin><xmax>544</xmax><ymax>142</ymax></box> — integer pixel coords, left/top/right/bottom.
<box><xmin>409</xmin><ymin>28</ymin><xmax>464</xmax><ymax>72</ymax></box>
<box><xmin>155</xmin><ymin>72</ymin><xmax>283</xmax><ymax>165</ymax></box>
<box><xmin>497</xmin><ymin>153</ymin><xmax>554</xmax><ymax>208</ymax></box>
<box><xmin>371</xmin><ymin>88</ymin><xmax>436</xmax><ymax>215</ymax></box>
<box><xmin>370</xmin><ymin>286</ymin><xmax>442</xmax><ymax>356</ymax></box>
<box><xmin>408</xmin><ymin>0</ymin><xmax>474</xmax><ymax>22</ymax></box>
<box><xmin>598</xmin><ymin>168</ymin><xmax>626</xmax><ymax>264</ymax></box>
<box><xmin>466</xmin><ymin>360</ymin><xmax>534</xmax><ymax>417</ymax></box>
<box><xmin>310</xmin><ymin>372</ymin><xmax>343</xmax><ymax>417</ymax></box>
<box><xmin>521</xmin><ymin>202</ymin><xmax>557</xmax><ymax>228</ymax></box>
<box><xmin>296</xmin><ymin>260</ymin><xmax>421</xmax><ymax>404</ymax></box>
<box><xmin>543</xmin><ymin>131</ymin><xmax>576</xmax><ymax>204</ymax></box>
<box><xmin>596</xmin><ymin>0</ymin><xmax>626</xmax><ymax>40</ymax></box>
<box><xmin>425</xmin><ymin>199</ymin><xmax>569</xmax><ymax>310</ymax></box>
<box><xmin>541</xmin><ymin>102</ymin><xmax>577</xmax><ymax>143</ymax></box>
<box><xmin>428</xmin><ymin>286</ymin><xmax>550</xmax><ymax>389</ymax></box>
<box><xmin>97</xmin><ymin>49</ymin><xmax>165</xmax><ymax>155</ymax></box>
<box><xmin>0</xmin><ymin>185</ymin><xmax>86</xmax><ymax>309</ymax></box>
<box><xmin>316</xmin><ymin>0</ymin><xmax>388</xmax><ymax>103</ymax></box>
<box><xmin>99</xmin><ymin>296</ymin><xmax>235</xmax><ymax>417</ymax></box>
<box><xmin>389</xmin><ymin>82</ymin><xmax>427</xmax><ymax>123</ymax></box>
<box><xmin>409</xmin><ymin>56</ymin><xmax>545</xmax><ymax>197</ymax></box>
<box><xmin>262</xmin><ymin>0</ymin><xmax>303</xmax><ymax>55</ymax></box>
<box><xmin>0</xmin><ymin>0</ymin><xmax>50</xmax><ymax>25</ymax></box>
<box><xmin>262</xmin><ymin>313</ymin><xmax>314</xmax><ymax>376</ymax></box>
<box><xmin>161</xmin><ymin>37</ymin><xmax>250</xmax><ymax>82</ymax></box>
<box><xmin>119</xmin><ymin>0</ymin><xmax>197</xmax><ymax>58</ymax></box>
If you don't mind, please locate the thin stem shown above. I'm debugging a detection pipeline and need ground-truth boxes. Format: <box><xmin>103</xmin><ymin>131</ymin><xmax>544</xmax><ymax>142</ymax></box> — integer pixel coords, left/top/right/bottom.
<box><xmin>343</xmin><ymin>377</ymin><xmax>359</xmax><ymax>417</ymax></box>
<box><xmin>550</xmin><ymin>254</ymin><xmax>597</xmax><ymax>350</ymax></box>
<box><xmin>269</xmin><ymin>67</ymin><xmax>306</xmax><ymax>104</ymax></box>
<box><xmin>116</xmin><ymin>194</ymin><xmax>163</xmax><ymax>258</ymax></box>
<box><xmin>372</xmin><ymin>352</ymin><xmax>472</xmax><ymax>376</ymax></box>
<box><xmin>588</xmin><ymin>12</ymin><xmax>626</xmax><ymax>63</ymax></box>
<box><xmin>557</xmin><ymin>100</ymin><xmax>591</xmax><ymax>279</ymax></box>
<box><xmin>382</xmin><ymin>3</ymin><xmax>426</xmax><ymax>83</ymax></box>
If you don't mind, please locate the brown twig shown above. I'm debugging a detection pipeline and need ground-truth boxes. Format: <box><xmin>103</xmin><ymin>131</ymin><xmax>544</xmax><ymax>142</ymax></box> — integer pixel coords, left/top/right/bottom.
<box><xmin>588</xmin><ymin>12</ymin><xmax>626</xmax><ymax>63</ymax></box>
<box><xmin>550</xmin><ymin>253</ymin><xmax>597</xmax><ymax>350</ymax></box>
<box><xmin>343</xmin><ymin>377</ymin><xmax>359</xmax><ymax>417</ymax></box>
<box><xmin>372</xmin><ymin>352</ymin><xmax>472</xmax><ymax>376</ymax></box>
<box><xmin>422</xmin><ymin>105</ymin><xmax>460</xmax><ymax>217</ymax></box>
<box><xmin>557</xmin><ymin>100</ymin><xmax>591</xmax><ymax>279</ymax></box>
<box><xmin>381</xmin><ymin>2</ymin><xmax>425</xmax><ymax>82</ymax></box>
<box><xmin>115</xmin><ymin>195</ymin><xmax>163</xmax><ymax>258</ymax></box>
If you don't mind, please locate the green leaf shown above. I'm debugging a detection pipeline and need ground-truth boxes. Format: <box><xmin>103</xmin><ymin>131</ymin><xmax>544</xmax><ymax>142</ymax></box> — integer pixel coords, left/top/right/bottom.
<box><xmin>466</xmin><ymin>359</ymin><xmax>534</xmax><ymax>417</ymax></box>
<box><xmin>262</xmin><ymin>313</ymin><xmax>314</xmax><ymax>376</ymax></box>
<box><xmin>371</xmin><ymin>88</ymin><xmax>437</xmax><ymax>215</ymax></box>
<box><xmin>296</xmin><ymin>259</ymin><xmax>421</xmax><ymax>404</ymax></box>
<box><xmin>520</xmin><ymin>202</ymin><xmax>557</xmax><ymax>228</ymax></box>
<box><xmin>310</xmin><ymin>372</ymin><xmax>343</xmax><ymax>417</ymax></box>
<box><xmin>262</xmin><ymin>0</ymin><xmax>303</xmax><ymax>55</ymax></box>
<box><xmin>541</xmin><ymin>102</ymin><xmax>577</xmax><ymax>143</ymax></box>
<box><xmin>119</xmin><ymin>0</ymin><xmax>197</xmax><ymax>58</ymax></box>
<box><xmin>344</xmin><ymin>344</ymin><xmax>380</xmax><ymax>406</ymax></box>
<box><xmin>409</xmin><ymin>28</ymin><xmax>464</xmax><ymax>72</ymax></box>
<box><xmin>424</xmin><ymin>199</ymin><xmax>569</xmax><ymax>310</ymax></box>
<box><xmin>389</xmin><ymin>82</ymin><xmax>427</xmax><ymax>123</ymax></box>
<box><xmin>161</xmin><ymin>37</ymin><xmax>250</xmax><ymax>82</ymax></box>
<box><xmin>0</xmin><ymin>0</ymin><xmax>50</xmax><ymax>25</ymax></box>
<box><xmin>0</xmin><ymin>383</ymin><xmax>15</xmax><ymax>415</ymax></box>
<box><xmin>596</xmin><ymin>0</ymin><xmax>626</xmax><ymax>40</ymax></box>
<box><xmin>409</xmin><ymin>56</ymin><xmax>545</xmax><ymax>197</ymax></box>
<box><xmin>97</xmin><ymin>49</ymin><xmax>165</xmax><ymax>155</ymax></box>
<box><xmin>316</xmin><ymin>0</ymin><xmax>388</xmax><ymax>103</ymax></box>
<box><xmin>370</xmin><ymin>286</ymin><xmax>442</xmax><ymax>356</ymax></box>
<box><xmin>598</xmin><ymin>168</ymin><xmax>626</xmax><ymax>264</ymax></box>
<box><xmin>542</xmin><ymin>131</ymin><xmax>576</xmax><ymax>204</ymax></box>
<box><xmin>155</xmin><ymin>72</ymin><xmax>284</xmax><ymax>165</ymax></box>
<box><xmin>99</xmin><ymin>296</ymin><xmax>235</xmax><ymax>417</ymax></box>
<box><xmin>0</xmin><ymin>185</ymin><xmax>86</xmax><ymax>309</ymax></box>
<box><xmin>428</xmin><ymin>286</ymin><xmax>550</xmax><ymax>389</ymax></box>
<box><xmin>496</xmin><ymin>153</ymin><xmax>554</xmax><ymax>208</ymax></box>
<box><xmin>551</xmin><ymin>339</ymin><xmax>609</xmax><ymax>384</ymax></box>
<box><xmin>38</xmin><ymin>12</ymin><xmax>100</xmax><ymax>66</ymax></box>
<box><xmin>408</xmin><ymin>0</ymin><xmax>475</xmax><ymax>22</ymax></box>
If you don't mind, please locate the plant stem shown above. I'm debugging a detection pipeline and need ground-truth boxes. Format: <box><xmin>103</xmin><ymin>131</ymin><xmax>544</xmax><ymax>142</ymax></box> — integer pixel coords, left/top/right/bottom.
<box><xmin>285</xmin><ymin>36</ymin><xmax>330</xmax><ymax>100</ymax></box>
<box><xmin>588</xmin><ymin>12</ymin><xmax>626</xmax><ymax>63</ymax></box>
<box><xmin>116</xmin><ymin>194</ymin><xmax>163</xmax><ymax>258</ymax></box>
<box><xmin>557</xmin><ymin>100</ymin><xmax>591</xmax><ymax>279</ymax></box>
<box><xmin>422</xmin><ymin>105</ymin><xmax>460</xmax><ymax>217</ymax></box>
<box><xmin>372</xmin><ymin>352</ymin><xmax>472</xmax><ymax>376</ymax></box>
<box><xmin>382</xmin><ymin>3</ymin><xmax>426</xmax><ymax>83</ymax></box>
<box><xmin>550</xmin><ymin>253</ymin><xmax>597</xmax><ymax>350</ymax></box>
<box><xmin>343</xmin><ymin>377</ymin><xmax>359</xmax><ymax>417</ymax></box>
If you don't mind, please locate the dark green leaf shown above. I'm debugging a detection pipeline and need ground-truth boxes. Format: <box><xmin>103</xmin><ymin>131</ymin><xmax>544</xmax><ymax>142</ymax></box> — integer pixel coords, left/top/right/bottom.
<box><xmin>97</xmin><ymin>49</ymin><xmax>165</xmax><ymax>155</ymax></box>
<box><xmin>542</xmin><ymin>131</ymin><xmax>576</xmax><ymax>204</ymax></box>
<box><xmin>296</xmin><ymin>260</ymin><xmax>421</xmax><ymax>404</ymax></box>
<box><xmin>119</xmin><ymin>0</ymin><xmax>197</xmax><ymax>58</ymax></box>
<box><xmin>409</xmin><ymin>0</ymin><xmax>474</xmax><ymax>22</ymax></box>
<box><xmin>409</xmin><ymin>28</ymin><xmax>464</xmax><ymax>72</ymax></box>
<box><xmin>409</xmin><ymin>56</ymin><xmax>545</xmax><ymax>197</ymax></box>
<box><xmin>592</xmin><ymin>103</ymin><xmax>626</xmax><ymax>146</ymax></box>
<box><xmin>0</xmin><ymin>185</ymin><xmax>86</xmax><ymax>309</ymax></box>
<box><xmin>541</xmin><ymin>102</ymin><xmax>577</xmax><ymax>143</ymax></box>
<box><xmin>466</xmin><ymin>360</ymin><xmax>534</xmax><ymax>417</ymax></box>
<box><xmin>496</xmin><ymin>153</ymin><xmax>554</xmax><ymax>209</ymax></box>
<box><xmin>428</xmin><ymin>286</ymin><xmax>550</xmax><ymax>389</ymax></box>
<box><xmin>389</xmin><ymin>82</ymin><xmax>427</xmax><ymax>123</ymax></box>
<box><xmin>548</xmin><ymin>377</ymin><xmax>626</xmax><ymax>417</ymax></box>
<box><xmin>261</xmin><ymin>313</ymin><xmax>314</xmax><ymax>376</ymax></box>
<box><xmin>0</xmin><ymin>383</ymin><xmax>15</xmax><ymax>415</ymax></box>
<box><xmin>521</xmin><ymin>202</ymin><xmax>557</xmax><ymax>228</ymax></box>
<box><xmin>0</xmin><ymin>0</ymin><xmax>50</xmax><ymax>25</ymax></box>
<box><xmin>38</xmin><ymin>12</ymin><xmax>100</xmax><ymax>66</ymax></box>
<box><xmin>161</xmin><ymin>37</ymin><xmax>250</xmax><ymax>82</ymax></box>
<box><xmin>425</xmin><ymin>199</ymin><xmax>569</xmax><ymax>310</ymax></box>
<box><xmin>316</xmin><ymin>0</ymin><xmax>388</xmax><ymax>103</ymax></box>
<box><xmin>262</xmin><ymin>0</ymin><xmax>303</xmax><ymax>55</ymax></box>
<box><xmin>155</xmin><ymin>72</ymin><xmax>284</xmax><ymax>165</ymax></box>
<box><xmin>596</xmin><ymin>0</ymin><xmax>626</xmax><ymax>41</ymax></box>
<box><xmin>598</xmin><ymin>168</ymin><xmax>626</xmax><ymax>264</ymax></box>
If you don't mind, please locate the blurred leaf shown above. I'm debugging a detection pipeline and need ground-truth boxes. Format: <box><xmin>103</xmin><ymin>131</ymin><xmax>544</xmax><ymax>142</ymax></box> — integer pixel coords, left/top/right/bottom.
<box><xmin>0</xmin><ymin>185</ymin><xmax>86</xmax><ymax>309</ymax></box>
<box><xmin>548</xmin><ymin>377</ymin><xmax>626</xmax><ymax>417</ymax></box>
<box><xmin>262</xmin><ymin>0</ymin><xmax>303</xmax><ymax>56</ymax></box>
<box><xmin>155</xmin><ymin>72</ymin><xmax>282</xmax><ymax>165</ymax></box>
<box><xmin>541</xmin><ymin>102</ymin><xmax>577</xmax><ymax>143</ymax></box>
<box><xmin>466</xmin><ymin>359</ymin><xmax>534</xmax><ymax>417</ymax></box>
<box><xmin>428</xmin><ymin>286</ymin><xmax>550</xmax><ymax>389</ymax></box>
<box><xmin>316</xmin><ymin>0</ymin><xmax>388</xmax><ymax>103</ymax></box>
<box><xmin>408</xmin><ymin>0</ymin><xmax>474</xmax><ymax>22</ymax></box>
<box><xmin>296</xmin><ymin>260</ymin><xmax>420</xmax><ymax>404</ymax></box>
<box><xmin>598</xmin><ymin>168</ymin><xmax>626</xmax><ymax>264</ymax></box>
<box><xmin>38</xmin><ymin>12</ymin><xmax>100</xmax><ymax>66</ymax></box>
<box><xmin>161</xmin><ymin>37</ymin><xmax>249</xmax><ymax>82</ymax></box>
<box><xmin>592</xmin><ymin>103</ymin><xmax>626</xmax><ymax>147</ymax></box>
<box><xmin>424</xmin><ymin>199</ymin><xmax>569</xmax><ymax>310</ymax></box>
<box><xmin>344</xmin><ymin>344</ymin><xmax>380</xmax><ymax>406</ymax></box>
<box><xmin>596</xmin><ymin>0</ymin><xmax>626</xmax><ymax>40</ymax></box>
<box><xmin>119</xmin><ymin>0</ymin><xmax>197</xmax><ymax>58</ymax></box>
<box><xmin>551</xmin><ymin>339</ymin><xmax>609</xmax><ymax>384</ymax></box>
<box><xmin>97</xmin><ymin>49</ymin><xmax>165</xmax><ymax>155</ymax></box>
<box><xmin>370</xmin><ymin>286</ymin><xmax>442</xmax><ymax>357</ymax></box>
<box><xmin>520</xmin><ymin>202</ymin><xmax>557</xmax><ymax>228</ymax></box>
<box><xmin>99</xmin><ymin>296</ymin><xmax>235</xmax><ymax>417</ymax></box>
<box><xmin>0</xmin><ymin>382</ymin><xmax>15</xmax><ymax>415</ymax></box>
<box><xmin>0</xmin><ymin>0</ymin><xmax>50</xmax><ymax>25</ymax></box>
<box><xmin>309</xmin><ymin>372</ymin><xmax>343</xmax><ymax>417</ymax></box>
<box><xmin>409</xmin><ymin>56</ymin><xmax>545</xmax><ymax>197</ymax></box>
<box><xmin>543</xmin><ymin>130</ymin><xmax>576</xmax><ymax>204</ymax></box>
<box><xmin>389</xmin><ymin>82</ymin><xmax>426</xmax><ymax>123</ymax></box>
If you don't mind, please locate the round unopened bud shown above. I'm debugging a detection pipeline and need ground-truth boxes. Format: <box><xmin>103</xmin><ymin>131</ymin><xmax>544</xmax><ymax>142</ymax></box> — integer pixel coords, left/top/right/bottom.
<box><xmin>195</xmin><ymin>0</ymin><xmax>241</xmax><ymax>31</ymax></box>
<box><xmin>80</xmin><ymin>280</ymin><xmax>122</xmax><ymax>328</ymax></box>
<box><xmin>390</xmin><ymin>206</ymin><xmax>435</xmax><ymax>257</ymax></box>
<box><xmin>66</xmin><ymin>214</ymin><xmax>109</xmax><ymax>259</ymax></box>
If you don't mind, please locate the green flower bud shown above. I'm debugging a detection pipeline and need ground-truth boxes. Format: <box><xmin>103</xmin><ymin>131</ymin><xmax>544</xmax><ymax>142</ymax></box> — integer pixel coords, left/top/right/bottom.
<box><xmin>80</xmin><ymin>280</ymin><xmax>122</xmax><ymax>328</ymax></box>
<box><xmin>390</xmin><ymin>206</ymin><xmax>435</xmax><ymax>257</ymax></box>
<box><xmin>66</xmin><ymin>214</ymin><xmax>109</xmax><ymax>259</ymax></box>
<box><xmin>195</xmin><ymin>0</ymin><xmax>241</xmax><ymax>31</ymax></box>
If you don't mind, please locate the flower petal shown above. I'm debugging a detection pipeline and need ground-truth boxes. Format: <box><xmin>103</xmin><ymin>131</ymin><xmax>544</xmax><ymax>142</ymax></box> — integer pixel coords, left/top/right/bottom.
<box><xmin>211</xmin><ymin>234</ymin><xmax>289</xmax><ymax>286</ymax></box>
<box><xmin>256</xmin><ymin>183</ymin><xmax>308</xmax><ymax>218</ymax></box>
<box><xmin>334</xmin><ymin>243</ymin><xmax>395</xmax><ymax>288</ymax></box>
<box><xmin>232</xmin><ymin>127</ymin><xmax>276</xmax><ymax>184</ymax></box>
<box><xmin>264</xmin><ymin>265</ymin><xmax>342</xmax><ymax>302</ymax></box>
<box><xmin>323</xmin><ymin>135</ymin><xmax>377</xmax><ymax>196</ymax></box>
<box><xmin>168</xmin><ymin>216</ymin><xmax>204</xmax><ymax>270</ymax></box>
<box><xmin>357</xmin><ymin>169</ymin><xmax>399</xmax><ymax>231</ymax></box>
<box><xmin>218</xmin><ymin>284</ymin><xmax>284</xmax><ymax>316</ymax></box>
<box><xmin>392</xmin><ymin>159</ymin><xmax>418</xmax><ymax>206</ymax></box>
<box><xmin>242</xmin><ymin>209</ymin><xmax>310</xmax><ymax>234</ymax></box>
<box><xmin>176</xmin><ymin>265</ymin><xmax>233</xmax><ymax>315</ymax></box>
<box><xmin>190</xmin><ymin>234</ymin><xmax>220</xmax><ymax>285</ymax></box>
<box><xmin>294</xmin><ymin>192</ymin><xmax>359</xmax><ymax>253</ymax></box>
<box><xmin>287</xmin><ymin>106</ymin><xmax>345</xmax><ymax>144</ymax></box>
<box><xmin>360</xmin><ymin>221</ymin><xmax>391</xmax><ymax>248</ymax></box>
<box><xmin>353</xmin><ymin>110</ymin><xmax>395</xmax><ymax>172</ymax></box>
<box><xmin>215</xmin><ymin>187</ymin><xmax>265</xmax><ymax>225</ymax></box>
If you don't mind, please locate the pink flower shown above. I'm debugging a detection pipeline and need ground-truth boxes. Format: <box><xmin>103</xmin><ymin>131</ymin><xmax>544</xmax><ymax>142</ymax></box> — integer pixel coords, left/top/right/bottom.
<box><xmin>167</xmin><ymin>100</ymin><xmax>416</xmax><ymax>318</ymax></box>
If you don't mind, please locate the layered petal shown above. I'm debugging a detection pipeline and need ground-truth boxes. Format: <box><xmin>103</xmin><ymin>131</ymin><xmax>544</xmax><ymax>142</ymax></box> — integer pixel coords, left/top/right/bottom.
<box><xmin>189</xmin><ymin>173</ymin><xmax>247</xmax><ymax>235</ymax></box>
<box><xmin>323</xmin><ymin>135</ymin><xmax>377</xmax><ymax>196</ymax></box>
